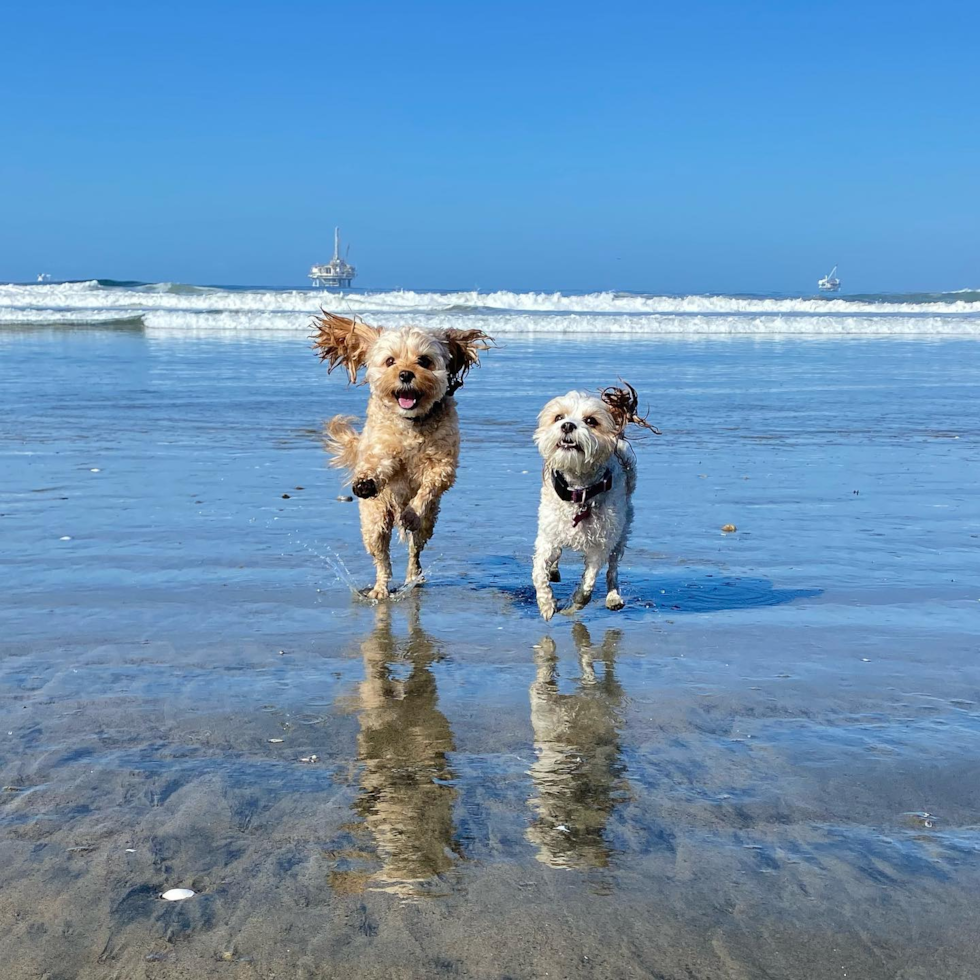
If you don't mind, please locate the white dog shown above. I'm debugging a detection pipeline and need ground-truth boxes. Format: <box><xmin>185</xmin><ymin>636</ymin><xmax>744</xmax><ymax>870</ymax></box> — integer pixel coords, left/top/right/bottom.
<box><xmin>532</xmin><ymin>384</ymin><xmax>656</xmax><ymax>620</ymax></box>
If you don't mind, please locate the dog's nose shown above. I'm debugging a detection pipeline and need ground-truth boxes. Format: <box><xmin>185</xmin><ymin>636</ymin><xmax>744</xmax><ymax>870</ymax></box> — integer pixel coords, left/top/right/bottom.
<box><xmin>399</xmin><ymin>370</ymin><xmax>415</xmax><ymax>384</ymax></box>
<box><xmin>561</xmin><ymin>421</ymin><xmax>576</xmax><ymax>434</ymax></box>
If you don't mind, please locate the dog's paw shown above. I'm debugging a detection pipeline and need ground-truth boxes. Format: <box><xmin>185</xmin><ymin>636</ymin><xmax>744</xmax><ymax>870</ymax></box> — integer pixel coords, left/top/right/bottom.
<box><xmin>352</xmin><ymin>478</ymin><xmax>378</xmax><ymax>499</ymax></box>
<box><xmin>400</xmin><ymin>506</ymin><xmax>421</xmax><ymax>532</ymax></box>
<box><xmin>365</xmin><ymin>584</ymin><xmax>390</xmax><ymax>601</ymax></box>
<box><xmin>537</xmin><ymin>596</ymin><xmax>557</xmax><ymax>621</ymax></box>
<box><xmin>606</xmin><ymin>590</ymin><xmax>625</xmax><ymax>611</ymax></box>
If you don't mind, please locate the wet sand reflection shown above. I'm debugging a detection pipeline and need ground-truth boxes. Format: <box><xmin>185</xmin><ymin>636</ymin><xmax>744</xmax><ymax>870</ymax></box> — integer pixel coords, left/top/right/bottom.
<box><xmin>351</xmin><ymin>599</ymin><xmax>462</xmax><ymax>896</ymax></box>
<box><xmin>527</xmin><ymin>623</ymin><xmax>629</xmax><ymax>869</ymax></box>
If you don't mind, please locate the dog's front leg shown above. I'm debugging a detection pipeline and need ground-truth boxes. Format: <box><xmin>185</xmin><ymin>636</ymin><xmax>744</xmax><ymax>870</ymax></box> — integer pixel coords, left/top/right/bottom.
<box><xmin>401</xmin><ymin>460</ymin><xmax>454</xmax><ymax>582</ymax></box>
<box><xmin>401</xmin><ymin>461</ymin><xmax>454</xmax><ymax>534</ymax></box>
<box><xmin>406</xmin><ymin>499</ymin><xmax>440</xmax><ymax>583</ymax></box>
<box><xmin>533</xmin><ymin>539</ymin><xmax>562</xmax><ymax>621</ymax></box>
<box><xmin>567</xmin><ymin>553</ymin><xmax>603</xmax><ymax>612</ymax></box>
<box><xmin>605</xmin><ymin>532</ymin><xmax>627</xmax><ymax>610</ymax></box>
<box><xmin>351</xmin><ymin>449</ymin><xmax>400</xmax><ymax>501</ymax></box>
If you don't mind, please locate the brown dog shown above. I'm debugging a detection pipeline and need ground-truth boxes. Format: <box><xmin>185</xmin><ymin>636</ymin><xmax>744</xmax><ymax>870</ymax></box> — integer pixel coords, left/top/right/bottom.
<box><xmin>313</xmin><ymin>312</ymin><xmax>492</xmax><ymax>598</ymax></box>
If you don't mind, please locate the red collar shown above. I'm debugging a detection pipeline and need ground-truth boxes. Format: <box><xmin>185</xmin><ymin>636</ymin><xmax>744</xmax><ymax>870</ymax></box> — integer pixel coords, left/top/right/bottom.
<box><xmin>552</xmin><ymin>468</ymin><xmax>613</xmax><ymax>526</ymax></box>
<box><xmin>552</xmin><ymin>467</ymin><xmax>613</xmax><ymax>505</ymax></box>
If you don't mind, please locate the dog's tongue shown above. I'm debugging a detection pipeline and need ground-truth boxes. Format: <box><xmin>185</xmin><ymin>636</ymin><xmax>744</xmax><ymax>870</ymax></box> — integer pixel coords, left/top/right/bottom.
<box><xmin>398</xmin><ymin>396</ymin><xmax>417</xmax><ymax>410</ymax></box>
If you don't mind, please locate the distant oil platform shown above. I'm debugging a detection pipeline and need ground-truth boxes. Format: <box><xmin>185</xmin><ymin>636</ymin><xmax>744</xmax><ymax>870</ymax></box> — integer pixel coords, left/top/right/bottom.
<box><xmin>817</xmin><ymin>265</ymin><xmax>840</xmax><ymax>292</ymax></box>
<box><xmin>309</xmin><ymin>227</ymin><xmax>356</xmax><ymax>288</ymax></box>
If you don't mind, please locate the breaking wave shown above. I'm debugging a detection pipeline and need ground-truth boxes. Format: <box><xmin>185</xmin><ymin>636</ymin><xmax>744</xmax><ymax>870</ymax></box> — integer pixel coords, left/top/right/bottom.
<box><xmin>2</xmin><ymin>279</ymin><xmax>979</xmax><ymax>336</ymax></box>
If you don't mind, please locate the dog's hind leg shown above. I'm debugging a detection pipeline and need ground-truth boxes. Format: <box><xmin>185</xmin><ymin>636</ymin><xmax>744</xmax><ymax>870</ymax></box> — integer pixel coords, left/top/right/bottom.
<box><xmin>406</xmin><ymin>499</ymin><xmax>440</xmax><ymax>583</ymax></box>
<box><xmin>547</xmin><ymin>549</ymin><xmax>562</xmax><ymax>583</ymax></box>
<box><xmin>360</xmin><ymin>500</ymin><xmax>394</xmax><ymax>600</ymax></box>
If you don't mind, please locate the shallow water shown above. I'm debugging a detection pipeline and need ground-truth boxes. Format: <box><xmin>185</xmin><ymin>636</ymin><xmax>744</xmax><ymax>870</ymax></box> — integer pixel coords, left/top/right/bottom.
<box><xmin>2</xmin><ymin>331</ymin><xmax>980</xmax><ymax>978</ymax></box>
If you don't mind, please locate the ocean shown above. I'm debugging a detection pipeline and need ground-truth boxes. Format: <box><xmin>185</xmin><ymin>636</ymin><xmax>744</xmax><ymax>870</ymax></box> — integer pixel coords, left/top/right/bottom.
<box><xmin>2</xmin><ymin>280</ymin><xmax>980</xmax><ymax>978</ymax></box>
<box><xmin>3</xmin><ymin>277</ymin><xmax>980</xmax><ymax>336</ymax></box>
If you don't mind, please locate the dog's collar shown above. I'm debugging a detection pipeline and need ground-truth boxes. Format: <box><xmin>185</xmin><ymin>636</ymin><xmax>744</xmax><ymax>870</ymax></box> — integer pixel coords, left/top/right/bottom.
<box><xmin>406</xmin><ymin>394</ymin><xmax>452</xmax><ymax>426</ymax></box>
<box><xmin>552</xmin><ymin>468</ymin><xmax>613</xmax><ymax>505</ymax></box>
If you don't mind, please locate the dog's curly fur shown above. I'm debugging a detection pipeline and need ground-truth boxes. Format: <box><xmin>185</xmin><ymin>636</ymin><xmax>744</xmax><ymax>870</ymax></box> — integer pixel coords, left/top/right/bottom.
<box><xmin>313</xmin><ymin>312</ymin><xmax>492</xmax><ymax>599</ymax></box>
<box><xmin>531</xmin><ymin>383</ymin><xmax>654</xmax><ymax>620</ymax></box>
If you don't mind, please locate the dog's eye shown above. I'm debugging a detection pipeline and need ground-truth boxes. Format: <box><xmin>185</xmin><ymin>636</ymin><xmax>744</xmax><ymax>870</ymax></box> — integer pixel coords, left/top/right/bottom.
<box><xmin>417</xmin><ymin>355</ymin><xmax>433</xmax><ymax>369</ymax></box>
<box><xmin>384</xmin><ymin>356</ymin><xmax>395</xmax><ymax>367</ymax></box>
<box><xmin>554</xmin><ymin>414</ymin><xmax>564</xmax><ymax>423</ymax></box>
<box><xmin>585</xmin><ymin>416</ymin><xmax>598</xmax><ymax>427</ymax></box>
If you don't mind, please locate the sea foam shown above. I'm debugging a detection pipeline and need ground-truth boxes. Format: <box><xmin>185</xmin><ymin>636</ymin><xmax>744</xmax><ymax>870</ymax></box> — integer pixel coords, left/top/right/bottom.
<box><xmin>1</xmin><ymin>280</ymin><xmax>979</xmax><ymax>336</ymax></box>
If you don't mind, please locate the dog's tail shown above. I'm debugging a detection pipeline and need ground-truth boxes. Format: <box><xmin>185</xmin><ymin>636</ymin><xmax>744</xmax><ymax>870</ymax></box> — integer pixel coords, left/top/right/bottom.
<box><xmin>323</xmin><ymin>415</ymin><xmax>360</xmax><ymax>473</ymax></box>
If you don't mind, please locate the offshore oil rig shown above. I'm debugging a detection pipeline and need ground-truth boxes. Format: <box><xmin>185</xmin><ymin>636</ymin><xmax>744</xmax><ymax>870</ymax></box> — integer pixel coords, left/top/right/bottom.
<box><xmin>309</xmin><ymin>227</ymin><xmax>356</xmax><ymax>288</ymax></box>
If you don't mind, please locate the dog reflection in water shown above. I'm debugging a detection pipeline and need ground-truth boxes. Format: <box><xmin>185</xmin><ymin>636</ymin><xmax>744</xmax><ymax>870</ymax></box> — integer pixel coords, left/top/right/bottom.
<box><xmin>527</xmin><ymin>623</ymin><xmax>628</xmax><ymax>869</ymax></box>
<box><xmin>352</xmin><ymin>599</ymin><xmax>461</xmax><ymax>896</ymax></box>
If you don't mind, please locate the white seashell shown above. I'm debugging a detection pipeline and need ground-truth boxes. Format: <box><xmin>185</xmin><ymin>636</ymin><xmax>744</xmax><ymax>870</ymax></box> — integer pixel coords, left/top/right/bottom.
<box><xmin>90</xmin><ymin>468</ymin><xmax>101</xmax><ymax>473</ymax></box>
<box><xmin>161</xmin><ymin>888</ymin><xmax>195</xmax><ymax>901</ymax></box>
<box><xmin>268</xmin><ymin>738</ymin><xmax>284</xmax><ymax>744</ymax></box>
<box><xmin>59</xmin><ymin>536</ymin><xmax>72</xmax><ymax>541</ymax></box>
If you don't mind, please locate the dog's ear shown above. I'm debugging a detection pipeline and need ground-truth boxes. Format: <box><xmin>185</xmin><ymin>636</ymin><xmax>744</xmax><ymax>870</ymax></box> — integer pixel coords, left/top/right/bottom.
<box><xmin>439</xmin><ymin>328</ymin><xmax>494</xmax><ymax>393</ymax></box>
<box><xmin>600</xmin><ymin>381</ymin><xmax>661</xmax><ymax>435</ymax></box>
<box><xmin>311</xmin><ymin>312</ymin><xmax>382</xmax><ymax>384</ymax></box>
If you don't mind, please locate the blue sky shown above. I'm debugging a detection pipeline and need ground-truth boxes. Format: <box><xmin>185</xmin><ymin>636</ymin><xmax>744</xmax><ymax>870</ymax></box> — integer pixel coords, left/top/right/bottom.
<box><xmin>2</xmin><ymin>0</ymin><xmax>978</xmax><ymax>293</ymax></box>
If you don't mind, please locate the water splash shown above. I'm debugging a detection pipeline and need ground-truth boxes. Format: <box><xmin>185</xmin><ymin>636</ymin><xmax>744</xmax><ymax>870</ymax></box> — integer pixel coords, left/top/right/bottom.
<box><xmin>300</xmin><ymin>536</ymin><xmax>439</xmax><ymax>604</ymax></box>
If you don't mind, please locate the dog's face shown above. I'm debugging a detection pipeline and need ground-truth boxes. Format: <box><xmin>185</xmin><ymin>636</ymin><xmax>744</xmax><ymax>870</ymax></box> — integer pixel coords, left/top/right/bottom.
<box><xmin>367</xmin><ymin>328</ymin><xmax>449</xmax><ymax>419</ymax></box>
<box><xmin>534</xmin><ymin>391</ymin><xmax>621</xmax><ymax>475</ymax></box>
<box><xmin>312</xmin><ymin>313</ymin><xmax>492</xmax><ymax>420</ymax></box>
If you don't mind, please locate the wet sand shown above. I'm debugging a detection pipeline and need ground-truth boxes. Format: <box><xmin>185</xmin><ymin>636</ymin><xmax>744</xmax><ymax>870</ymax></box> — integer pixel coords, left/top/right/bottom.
<box><xmin>2</xmin><ymin>332</ymin><xmax>980</xmax><ymax>978</ymax></box>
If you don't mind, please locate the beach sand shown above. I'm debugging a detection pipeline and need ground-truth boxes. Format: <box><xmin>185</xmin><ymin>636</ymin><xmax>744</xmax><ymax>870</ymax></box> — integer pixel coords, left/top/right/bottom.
<box><xmin>2</xmin><ymin>331</ymin><xmax>979</xmax><ymax>978</ymax></box>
